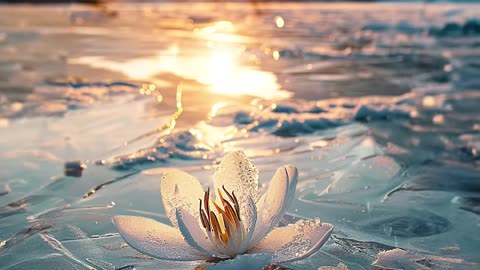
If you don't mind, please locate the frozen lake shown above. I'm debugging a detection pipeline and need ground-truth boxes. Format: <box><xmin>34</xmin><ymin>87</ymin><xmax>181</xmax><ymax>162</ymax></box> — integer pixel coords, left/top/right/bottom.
<box><xmin>0</xmin><ymin>2</ymin><xmax>479</xmax><ymax>269</ymax></box>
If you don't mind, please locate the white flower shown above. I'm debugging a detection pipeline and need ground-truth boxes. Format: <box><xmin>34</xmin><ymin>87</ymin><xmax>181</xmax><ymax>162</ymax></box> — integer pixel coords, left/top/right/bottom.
<box><xmin>112</xmin><ymin>151</ymin><xmax>333</xmax><ymax>264</ymax></box>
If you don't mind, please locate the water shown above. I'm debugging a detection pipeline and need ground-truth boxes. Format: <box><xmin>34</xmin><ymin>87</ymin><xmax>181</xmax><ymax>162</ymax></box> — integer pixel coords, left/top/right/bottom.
<box><xmin>0</xmin><ymin>2</ymin><xmax>479</xmax><ymax>270</ymax></box>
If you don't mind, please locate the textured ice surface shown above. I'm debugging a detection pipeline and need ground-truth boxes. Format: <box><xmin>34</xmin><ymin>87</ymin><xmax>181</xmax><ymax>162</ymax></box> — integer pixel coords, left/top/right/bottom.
<box><xmin>1</xmin><ymin>2</ymin><xmax>480</xmax><ymax>270</ymax></box>
<box><xmin>373</xmin><ymin>248</ymin><xmax>479</xmax><ymax>270</ymax></box>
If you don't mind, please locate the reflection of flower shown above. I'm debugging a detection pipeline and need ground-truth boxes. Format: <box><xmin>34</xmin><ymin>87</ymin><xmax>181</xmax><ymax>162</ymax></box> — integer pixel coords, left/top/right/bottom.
<box><xmin>113</xmin><ymin>151</ymin><xmax>333</xmax><ymax>264</ymax></box>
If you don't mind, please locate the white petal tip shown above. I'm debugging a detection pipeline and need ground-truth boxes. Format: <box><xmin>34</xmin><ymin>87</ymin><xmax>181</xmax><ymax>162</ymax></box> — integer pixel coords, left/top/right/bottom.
<box><xmin>111</xmin><ymin>215</ymin><xmax>133</xmax><ymax>230</ymax></box>
<box><xmin>254</xmin><ymin>220</ymin><xmax>334</xmax><ymax>263</ymax></box>
<box><xmin>317</xmin><ymin>222</ymin><xmax>334</xmax><ymax>242</ymax></box>
<box><xmin>304</xmin><ymin>222</ymin><xmax>334</xmax><ymax>259</ymax></box>
<box><xmin>283</xmin><ymin>165</ymin><xmax>298</xmax><ymax>179</ymax></box>
<box><xmin>322</xmin><ymin>222</ymin><xmax>334</xmax><ymax>231</ymax></box>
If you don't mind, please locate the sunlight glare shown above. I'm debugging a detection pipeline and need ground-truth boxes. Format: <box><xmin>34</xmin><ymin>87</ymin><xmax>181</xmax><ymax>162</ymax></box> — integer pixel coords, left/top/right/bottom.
<box><xmin>272</xmin><ymin>50</ymin><xmax>280</xmax><ymax>60</ymax></box>
<box><xmin>198</xmin><ymin>48</ymin><xmax>288</xmax><ymax>99</ymax></box>
<box><xmin>70</xmin><ymin>22</ymin><xmax>291</xmax><ymax>100</ymax></box>
<box><xmin>274</xmin><ymin>16</ymin><xmax>285</xmax><ymax>28</ymax></box>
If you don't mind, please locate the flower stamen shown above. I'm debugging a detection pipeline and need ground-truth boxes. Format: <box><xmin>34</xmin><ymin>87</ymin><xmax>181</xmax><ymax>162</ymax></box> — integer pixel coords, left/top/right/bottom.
<box><xmin>199</xmin><ymin>200</ymin><xmax>211</xmax><ymax>231</ymax></box>
<box><xmin>199</xmin><ymin>187</ymin><xmax>243</xmax><ymax>249</ymax></box>
<box><xmin>222</xmin><ymin>185</ymin><xmax>241</xmax><ymax>221</ymax></box>
<box><xmin>203</xmin><ymin>188</ymin><xmax>211</xmax><ymax>221</ymax></box>
<box><xmin>209</xmin><ymin>211</ymin><xmax>222</xmax><ymax>243</ymax></box>
<box><xmin>231</xmin><ymin>192</ymin><xmax>241</xmax><ymax>221</ymax></box>
<box><xmin>222</xmin><ymin>199</ymin><xmax>239</xmax><ymax>230</ymax></box>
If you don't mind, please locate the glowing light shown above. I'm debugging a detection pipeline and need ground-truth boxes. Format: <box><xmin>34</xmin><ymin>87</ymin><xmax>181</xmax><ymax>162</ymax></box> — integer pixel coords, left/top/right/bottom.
<box><xmin>71</xmin><ymin>22</ymin><xmax>291</xmax><ymax>100</ymax></box>
<box><xmin>273</xmin><ymin>51</ymin><xmax>280</xmax><ymax>60</ymax></box>
<box><xmin>274</xmin><ymin>16</ymin><xmax>285</xmax><ymax>28</ymax></box>
<box><xmin>140</xmin><ymin>83</ymin><xmax>156</xmax><ymax>96</ymax></box>
<box><xmin>210</xmin><ymin>102</ymin><xmax>225</xmax><ymax>118</ymax></box>
<box><xmin>422</xmin><ymin>96</ymin><xmax>436</xmax><ymax>107</ymax></box>
<box><xmin>198</xmin><ymin>48</ymin><xmax>289</xmax><ymax>99</ymax></box>
<box><xmin>410</xmin><ymin>109</ymin><xmax>418</xmax><ymax>118</ymax></box>
<box><xmin>189</xmin><ymin>129</ymin><xmax>203</xmax><ymax>140</ymax></box>
<box><xmin>0</xmin><ymin>118</ymin><xmax>9</xmax><ymax>128</ymax></box>
<box><xmin>201</xmin><ymin>21</ymin><xmax>234</xmax><ymax>34</ymax></box>
<box><xmin>69</xmin><ymin>45</ymin><xmax>181</xmax><ymax>81</ymax></box>
<box><xmin>11</xmin><ymin>102</ymin><xmax>23</xmax><ymax>112</ymax></box>
<box><xmin>433</xmin><ymin>114</ymin><xmax>445</xmax><ymax>124</ymax></box>
<box><xmin>169</xmin><ymin>119</ymin><xmax>176</xmax><ymax>129</ymax></box>
<box><xmin>176</xmin><ymin>84</ymin><xmax>183</xmax><ymax>109</ymax></box>
<box><xmin>316</xmin><ymin>140</ymin><xmax>329</xmax><ymax>147</ymax></box>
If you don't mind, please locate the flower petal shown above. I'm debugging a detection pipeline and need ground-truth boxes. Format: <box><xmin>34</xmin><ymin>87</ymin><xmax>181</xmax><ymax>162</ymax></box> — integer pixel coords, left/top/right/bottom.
<box><xmin>112</xmin><ymin>215</ymin><xmax>208</xmax><ymax>261</ymax></box>
<box><xmin>175</xmin><ymin>208</ymin><xmax>218</xmax><ymax>256</ymax></box>
<box><xmin>239</xmin><ymin>196</ymin><xmax>258</xmax><ymax>253</ymax></box>
<box><xmin>213</xmin><ymin>151</ymin><xmax>259</xmax><ymax>215</ymax></box>
<box><xmin>249</xmin><ymin>165</ymin><xmax>298</xmax><ymax>247</ymax></box>
<box><xmin>161</xmin><ymin>169</ymin><xmax>205</xmax><ymax>227</ymax></box>
<box><xmin>249</xmin><ymin>219</ymin><xmax>333</xmax><ymax>263</ymax></box>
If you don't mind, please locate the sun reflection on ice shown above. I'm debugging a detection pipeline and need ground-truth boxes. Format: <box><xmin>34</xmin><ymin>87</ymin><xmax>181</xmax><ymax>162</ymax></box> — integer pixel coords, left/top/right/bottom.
<box><xmin>200</xmin><ymin>48</ymin><xmax>287</xmax><ymax>99</ymax></box>
<box><xmin>70</xmin><ymin>21</ymin><xmax>290</xmax><ymax>100</ymax></box>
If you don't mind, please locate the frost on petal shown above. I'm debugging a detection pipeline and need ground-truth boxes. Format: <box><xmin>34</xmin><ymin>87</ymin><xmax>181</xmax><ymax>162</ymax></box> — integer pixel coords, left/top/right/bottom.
<box><xmin>176</xmin><ymin>208</ymin><xmax>217</xmax><ymax>256</ymax></box>
<box><xmin>213</xmin><ymin>151</ymin><xmax>259</xmax><ymax>217</ymax></box>
<box><xmin>161</xmin><ymin>170</ymin><xmax>205</xmax><ymax>227</ymax></box>
<box><xmin>239</xmin><ymin>196</ymin><xmax>258</xmax><ymax>253</ymax></box>
<box><xmin>250</xmin><ymin>166</ymin><xmax>298</xmax><ymax>247</ymax></box>
<box><xmin>249</xmin><ymin>219</ymin><xmax>333</xmax><ymax>263</ymax></box>
<box><xmin>112</xmin><ymin>215</ymin><xmax>207</xmax><ymax>261</ymax></box>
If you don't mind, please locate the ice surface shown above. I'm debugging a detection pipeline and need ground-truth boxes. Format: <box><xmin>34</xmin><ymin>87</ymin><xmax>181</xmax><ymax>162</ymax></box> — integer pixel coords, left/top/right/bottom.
<box><xmin>1</xmin><ymin>2</ymin><xmax>480</xmax><ymax>270</ymax></box>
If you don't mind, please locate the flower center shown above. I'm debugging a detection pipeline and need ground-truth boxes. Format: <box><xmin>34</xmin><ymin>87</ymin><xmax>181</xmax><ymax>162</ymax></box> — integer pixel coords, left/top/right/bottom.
<box><xmin>198</xmin><ymin>186</ymin><xmax>245</xmax><ymax>257</ymax></box>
